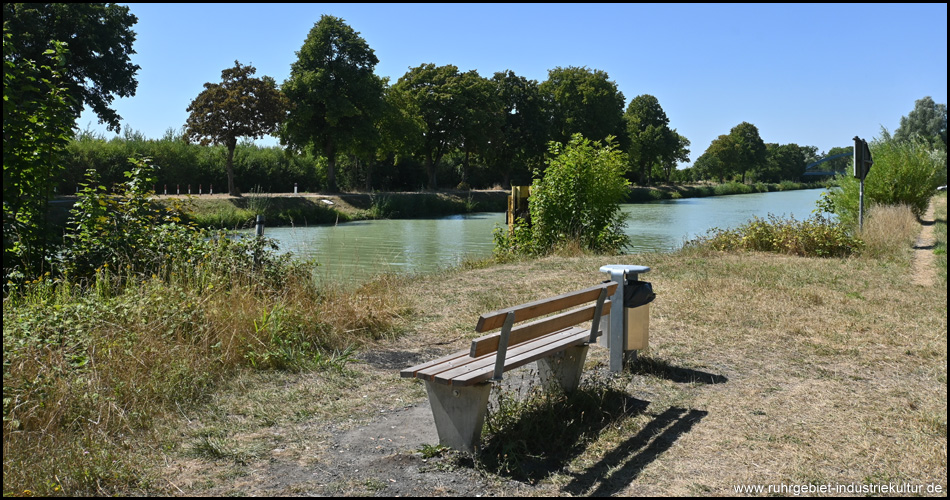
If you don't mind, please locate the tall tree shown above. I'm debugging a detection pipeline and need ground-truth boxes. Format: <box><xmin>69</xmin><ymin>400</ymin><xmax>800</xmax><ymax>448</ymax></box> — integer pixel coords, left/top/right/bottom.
<box><xmin>894</xmin><ymin>96</ymin><xmax>948</xmax><ymax>149</ymax></box>
<box><xmin>694</xmin><ymin>134</ymin><xmax>736</xmax><ymax>183</ymax></box>
<box><xmin>184</xmin><ymin>61</ymin><xmax>287</xmax><ymax>196</ymax></box>
<box><xmin>656</xmin><ymin>131</ymin><xmax>690</xmax><ymax>183</ymax></box>
<box><xmin>3</xmin><ymin>3</ymin><xmax>139</xmax><ymax>132</ymax></box>
<box><xmin>393</xmin><ymin>63</ymin><xmax>467</xmax><ymax>190</ymax></box>
<box><xmin>539</xmin><ymin>66</ymin><xmax>625</xmax><ymax>147</ymax></box>
<box><xmin>366</xmin><ymin>81</ymin><xmax>424</xmax><ymax>190</ymax></box>
<box><xmin>764</xmin><ymin>143</ymin><xmax>817</xmax><ymax>183</ymax></box>
<box><xmin>624</xmin><ymin>94</ymin><xmax>689</xmax><ymax>185</ymax></box>
<box><xmin>488</xmin><ymin>70</ymin><xmax>548</xmax><ymax>187</ymax></box>
<box><xmin>728</xmin><ymin>121</ymin><xmax>767</xmax><ymax>183</ymax></box>
<box><xmin>280</xmin><ymin>15</ymin><xmax>384</xmax><ymax>192</ymax></box>
<box><xmin>456</xmin><ymin>70</ymin><xmax>502</xmax><ymax>187</ymax></box>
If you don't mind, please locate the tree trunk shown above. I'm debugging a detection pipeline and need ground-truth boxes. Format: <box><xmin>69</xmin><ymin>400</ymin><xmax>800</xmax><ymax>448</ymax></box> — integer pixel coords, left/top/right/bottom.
<box><xmin>461</xmin><ymin>149</ymin><xmax>470</xmax><ymax>185</ymax></box>
<box><xmin>325</xmin><ymin>140</ymin><xmax>338</xmax><ymax>193</ymax></box>
<box><xmin>226</xmin><ymin>142</ymin><xmax>238</xmax><ymax>196</ymax></box>
<box><xmin>364</xmin><ymin>159</ymin><xmax>373</xmax><ymax>192</ymax></box>
<box><xmin>426</xmin><ymin>154</ymin><xmax>437</xmax><ymax>190</ymax></box>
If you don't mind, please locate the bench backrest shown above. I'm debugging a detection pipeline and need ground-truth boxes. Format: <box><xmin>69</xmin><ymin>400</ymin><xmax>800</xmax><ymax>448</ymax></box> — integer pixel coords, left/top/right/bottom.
<box><xmin>469</xmin><ymin>281</ymin><xmax>618</xmax><ymax>357</ymax></box>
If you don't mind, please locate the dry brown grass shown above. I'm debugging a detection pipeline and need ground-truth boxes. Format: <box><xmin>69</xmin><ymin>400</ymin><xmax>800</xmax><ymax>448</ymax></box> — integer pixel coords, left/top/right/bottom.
<box><xmin>2</xmin><ymin>262</ymin><xmax>411</xmax><ymax>496</ymax></box>
<box><xmin>379</xmin><ymin>211</ymin><xmax>947</xmax><ymax>494</ymax></box>
<box><xmin>8</xmin><ymin>198</ymin><xmax>945</xmax><ymax>497</ymax></box>
<box><xmin>860</xmin><ymin>203</ymin><xmax>921</xmax><ymax>260</ymax></box>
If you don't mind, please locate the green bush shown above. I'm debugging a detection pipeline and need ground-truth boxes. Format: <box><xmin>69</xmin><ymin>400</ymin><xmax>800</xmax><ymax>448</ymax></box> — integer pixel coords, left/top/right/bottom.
<box><xmin>824</xmin><ymin>130</ymin><xmax>945</xmax><ymax>228</ymax></box>
<box><xmin>60</xmin><ymin>158</ymin><xmax>300</xmax><ymax>289</ymax></box>
<box><xmin>495</xmin><ymin>134</ymin><xmax>630</xmax><ymax>256</ymax></box>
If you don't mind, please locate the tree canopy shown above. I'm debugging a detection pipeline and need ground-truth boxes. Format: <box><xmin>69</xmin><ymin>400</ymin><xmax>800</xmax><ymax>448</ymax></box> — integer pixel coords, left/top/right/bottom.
<box><xmin>694</xmin><ymin>134</ymin><xmax>735</xmax><ymax>183</ymax></box>
<box><xmin>695</xmin><ymin>123</ymin><xmax>768</xmax><ymax>183</ymax></box>
<box><xmin>185</xmin><ymin>61</ymin><xmax>288</xmax><ymax>196</ymax></box>
<box><xmin>487</xmin><ymin>70</ymin><xmax>549</xmax><ymax>187</ymax></box>
<box><xmin>2</xmin><ymin>3</ymin><xmax>139</xmax><ymax>132</ymax></box>
<box><xmin>455</xmin><ymin>70</ymin><xmax>502</xmax><ymax>187</ymax></box>
<box><xmin>393</xmin><ymin>63</ymin><xmax>468</xmax><ymax>190</ymax></box>
<box><xmin>624</xmin><ymin>94</ymin><xmax>688</xmax><ymax>184</ymax></box>
<box><xmin>763</xmin><ymin>143</ymin><xmax>818</xmax><ymax>183</ymax></box>
<box><xmin>280</xmin><ymin>15</ymin><xmax>384</xmax><ymax>192</ymax></box>
<box><xmin>894</xmin><ymin>96</ymin><xmax>948</xmax><ymax>149</ymax></box>
<box><xmin>728</xmin><ymin>122</ymin><xmax>767</xmax><ymax>183</ymax></box>
<box><xmin>539</xmin><ymin>66</ymin><xmax>626</xmax><ymax>147</ymax></box>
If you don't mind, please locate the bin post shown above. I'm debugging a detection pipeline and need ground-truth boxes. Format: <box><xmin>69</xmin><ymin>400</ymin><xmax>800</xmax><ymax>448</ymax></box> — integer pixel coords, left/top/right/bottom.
<box><xmin>599</xmin><ymin>265</ymin><xmax>650</xmax><ymax>373</ymax></box>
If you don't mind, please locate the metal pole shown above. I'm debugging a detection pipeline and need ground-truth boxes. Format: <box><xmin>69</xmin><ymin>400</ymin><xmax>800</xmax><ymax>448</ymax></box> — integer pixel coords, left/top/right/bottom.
<box><xmin>255</xmin><ymin>215</ymin><xmax>265</xmax><ymax>236</ymax></box>
<box><xmin>492</xmin><ymin>312</ymin><xmax>517</xmax><ymax>382</ymax></box>
<box><xmin>859</xmin><ymin>177</ymin><xmax>865</xmax><ymax>231</ymax></box>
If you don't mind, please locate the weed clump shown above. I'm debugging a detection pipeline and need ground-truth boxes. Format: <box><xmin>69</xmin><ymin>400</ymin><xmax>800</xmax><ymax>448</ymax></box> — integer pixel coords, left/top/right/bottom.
<box><xmin>475</xmin><ymin>370</ymin><xmax>637</xmax><ymax>483</ymax></box>
<box><xmin>686</xmin><ymin>213</ymin><xmax>863</xmax><ymax>258</ymax></box>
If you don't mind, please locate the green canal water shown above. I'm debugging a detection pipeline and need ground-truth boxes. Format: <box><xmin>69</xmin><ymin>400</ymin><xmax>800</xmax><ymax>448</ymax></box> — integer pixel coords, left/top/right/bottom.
<box><xmin>250</xmin><ymin>189</ymin><xmax>829</xmax><ymax>282</ymax></box>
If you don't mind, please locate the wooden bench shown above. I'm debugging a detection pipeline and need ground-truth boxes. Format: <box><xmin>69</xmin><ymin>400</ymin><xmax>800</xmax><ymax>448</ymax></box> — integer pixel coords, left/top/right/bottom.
<box><xmin>400</xmin><ymin>280</ymin><xmax>618</xmax><ymax>452</ymax></box>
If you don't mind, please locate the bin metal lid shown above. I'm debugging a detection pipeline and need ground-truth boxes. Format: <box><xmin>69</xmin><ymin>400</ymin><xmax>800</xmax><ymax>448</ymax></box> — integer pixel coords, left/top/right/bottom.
<box><xmin>600</xmin><ymin>264</ymin><xmax>650</xmax><ymax>275</ymax></box>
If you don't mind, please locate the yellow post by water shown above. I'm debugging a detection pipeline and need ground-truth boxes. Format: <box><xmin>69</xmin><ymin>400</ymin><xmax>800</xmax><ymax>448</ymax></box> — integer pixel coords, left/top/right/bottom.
<box><xmin>507</xmin><ymin>185</ymin><xmax>531</xmax><ymax>229</ymax></box>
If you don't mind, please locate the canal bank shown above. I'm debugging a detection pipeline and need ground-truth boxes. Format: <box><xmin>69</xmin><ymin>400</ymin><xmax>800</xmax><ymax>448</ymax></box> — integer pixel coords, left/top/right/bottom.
<box><xmin>152</xmin><ymin>180</ymin><xmax>828</xmax><ymax>230</ymax></box>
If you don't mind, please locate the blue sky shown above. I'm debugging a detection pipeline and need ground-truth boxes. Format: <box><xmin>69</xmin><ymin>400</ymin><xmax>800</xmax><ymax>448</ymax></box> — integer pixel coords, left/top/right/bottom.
<box><xmin>77</xmin><ymin>3</ymin><xmax>948</xmax><ymax>166</ymax></box>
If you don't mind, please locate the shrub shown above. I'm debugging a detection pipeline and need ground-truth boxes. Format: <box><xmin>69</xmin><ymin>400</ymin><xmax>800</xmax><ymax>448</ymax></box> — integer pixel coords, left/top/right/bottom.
<box><xmin>495</xmin><ymin>134</ymin><xmax>630</xmax><ymax>257</ymax></box>
<box><xmin>824</xmin><ymin>129</ymin><xmax>945</xmax><ymax>228</ymax></box>
<box><xmin>3</xmin><ymin>159</ymin><xmax>405</xmax><ymax>495</ymax></box>
<box><xmin>686</xmin><ymin>213</ymin><xmax>863</xmax><ymax>258</ymax></box>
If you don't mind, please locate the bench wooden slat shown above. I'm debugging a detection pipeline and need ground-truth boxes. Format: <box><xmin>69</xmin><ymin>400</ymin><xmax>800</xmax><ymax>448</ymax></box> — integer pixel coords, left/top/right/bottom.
<box><xmin>399</xmin><ymin>349</ymin><xmax>474</xmax><ymax>379</ymax></box>
<box><xmin>439</xmin><ymin>327</ymin><xmax>597</xmax><ymax>386</ymax></box>
<box><xmin>475</xmin><ymin>281</ymin><xmax>617</xmax><ymax>332</ymax></box>
<box><xmin>411</xmin><ymin>326</ymin><xmax>587</xmax><ymax>383</ymax></box>
<box><xmin>469</xmin><ymin>300</ymin><xmax>612</xmax><ymax>358</ymax></box>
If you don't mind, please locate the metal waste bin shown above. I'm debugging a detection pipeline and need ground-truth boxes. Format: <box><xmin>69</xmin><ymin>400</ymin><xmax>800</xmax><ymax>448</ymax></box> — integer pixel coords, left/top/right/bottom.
<box><xmin>599</xmin><ymin>265</ymin><xmax>651</xmax><ymax>372</ymax></box>
<box><xmin>623</xmin><ymin>279</ymin><xmax>655</xmax><ymax>350</ymax></box>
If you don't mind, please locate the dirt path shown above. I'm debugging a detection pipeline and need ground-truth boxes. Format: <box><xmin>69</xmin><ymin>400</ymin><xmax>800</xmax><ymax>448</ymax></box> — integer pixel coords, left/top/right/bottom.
<box><xmin>912</xmin><ymin>199</ymin><xmax>938</xmax><ymax>287</ymax></box>
<box><xmin>164</xmin><ymin>362</ymin><xmax>545</xmax><ymax>496</ymax></box>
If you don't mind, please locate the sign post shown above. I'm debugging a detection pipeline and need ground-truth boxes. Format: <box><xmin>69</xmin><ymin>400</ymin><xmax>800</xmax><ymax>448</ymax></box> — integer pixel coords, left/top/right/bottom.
<box><xmin>853</xmin><ymin>136</ymin><xmax>873</xmax><ymax>231</ymax></box>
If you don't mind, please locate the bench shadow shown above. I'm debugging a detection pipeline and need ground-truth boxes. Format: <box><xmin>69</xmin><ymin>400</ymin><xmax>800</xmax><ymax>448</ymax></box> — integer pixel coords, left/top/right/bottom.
<box><xmin>627</xmin><ymin>356</ymin><xmax>728</xmax><ymax>385</ymax></box>
<box><xmin>473</xmin><ymin>386</ymin><xmax>650</xmax><ymax>484</ymax></box>
<box><xmin>472</xmin><ymin>385</ymin><xmax>708</xmax><ymax>490</ymax></box>
<box><xmin>562</xmin><ymin>407</ymin><xmax>708</xmax><ymax>496</ymax></box>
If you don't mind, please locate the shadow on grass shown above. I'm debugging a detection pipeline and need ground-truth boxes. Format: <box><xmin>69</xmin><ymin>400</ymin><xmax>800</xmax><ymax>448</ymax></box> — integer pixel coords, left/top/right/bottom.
<box><xmin>562</xmin><ymin>407</ymin><xmax>708</xmax><ymax>496</ymax></box>
<box><xmin>472</xmin><ymin>386</ymin><xmax>650</xmax><ymax>484</ymax></box>
<box><xmin>470</xmin><ymin>383</ymin><xmax>708</xmax><ymax>490</ymax></box>
<box><xmin>627</xmin><ymin>356</ymin><xmax>728</xmax><ymax>385</ymax></box>
<box><xmin>459</xmin><ymin>360</ymin><xmax>718</xmax><ymax>487</ymax></box>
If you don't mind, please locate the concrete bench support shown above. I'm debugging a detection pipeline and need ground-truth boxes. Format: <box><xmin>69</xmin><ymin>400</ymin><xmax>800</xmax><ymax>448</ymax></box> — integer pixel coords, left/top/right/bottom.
<box><xmin>424</xmin><ymin>381</ymin><xmax>492</xmax><ymax>453</ymax></box>
<box><xmin>536</xmin><ymin>345</ymin><xmax>589</xmax><ymax>393</ymax></box>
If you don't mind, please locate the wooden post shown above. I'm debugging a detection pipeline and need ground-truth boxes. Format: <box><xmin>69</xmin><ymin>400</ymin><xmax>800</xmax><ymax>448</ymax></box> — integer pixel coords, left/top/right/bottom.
<box><xmin>507</xmin><ymin>185</ymin><xmax>531</xmax><ymax>229</ymax></box>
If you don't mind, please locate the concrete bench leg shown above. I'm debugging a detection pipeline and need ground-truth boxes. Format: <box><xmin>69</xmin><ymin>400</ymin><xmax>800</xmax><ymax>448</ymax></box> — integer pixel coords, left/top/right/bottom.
<box><xmin>537</xmin><ymin>345</ymin><xmax>589</xmax><ymax>393</ymax></box>
<box><xmin>424</xmin><ymin>381</ymin><xmax>492</xmax><ymax>453</ymax></box>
